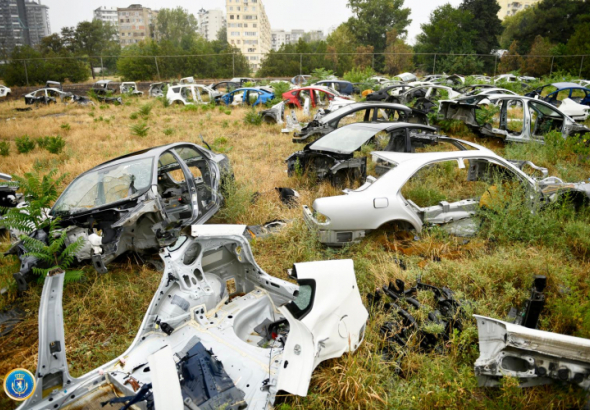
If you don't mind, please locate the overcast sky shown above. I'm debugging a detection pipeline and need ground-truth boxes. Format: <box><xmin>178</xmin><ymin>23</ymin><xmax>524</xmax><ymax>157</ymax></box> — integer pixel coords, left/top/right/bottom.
<box><xmin>41</xmin><ymin>0</ymin><xmax>463</xmax><ymax>44</ymax></box>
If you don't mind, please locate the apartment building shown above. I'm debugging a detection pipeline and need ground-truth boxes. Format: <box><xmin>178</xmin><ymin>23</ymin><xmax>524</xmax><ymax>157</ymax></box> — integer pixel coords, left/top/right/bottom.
<box><xmin>226</xmin><ymin>0</ymin><xmax>271</xmax><ymax>71</ymax></box>
<box><xmin>271</xmin><ymin>28</ymin><xmax>326</xmax><ymax>51</ymax></box>
<box><xmin>0</xmin><ymin>0</ymin><xmax>50</xmax><ymax>54</ymax></box>
<box><xmin>24</xmin><ymin>0</ymin><xmax>48</xmax><ymax>46</ymax></box>
<box><xmin>198</xmin><ymin>8</ymin><xmax>225</xmax><ymax>41</ymax></box>
<box><xmin>94</xmin><ymin>6</ymin><xmax>117</xmax><ymax>25</ymax></box>
<box><xmin>497</xmin><ymin>0</ymin><xmax>540</xmax><ymax>19</ymax></box>
<box><xmin>117</xmin><ymin>4</ymin><xmax>158</xmax><ymax>47</ymax></box>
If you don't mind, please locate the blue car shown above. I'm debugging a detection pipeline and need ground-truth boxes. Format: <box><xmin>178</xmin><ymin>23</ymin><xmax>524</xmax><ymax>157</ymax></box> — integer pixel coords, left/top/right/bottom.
<box><xmin>314</xmin><ymin>80</ymin><xmax>357</xmax><ymax>96</ymax></box>
<box><xmin>216</xmin><ymin>87</ymin><xmax>275</xmax><ymax>107</ymax></box>
<box><xmin>527</xmin><ymin>82</ymin><xmax>590</xmax><ymax>121</ymax></box>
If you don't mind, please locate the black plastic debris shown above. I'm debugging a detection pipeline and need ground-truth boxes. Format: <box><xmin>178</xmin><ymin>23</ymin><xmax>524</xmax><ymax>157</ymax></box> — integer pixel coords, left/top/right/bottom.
<box><xmin>0</xmin><ymin>307</ymin><xmax>25</xmax><ymax>337</ymax></box>
<box><xmin>275</xmin><ymin>187</ymin><xmax>300</xmax><ymax>208</ymax></box>
<box><xmin>368</xmin><ymin>278</ymin><xmax>464</xmax><ymax>353</ymax></box>
<box><xmin>180</xmin><ymin>342</ymin><xmax>247</xmax><ymax>410</ymax></box>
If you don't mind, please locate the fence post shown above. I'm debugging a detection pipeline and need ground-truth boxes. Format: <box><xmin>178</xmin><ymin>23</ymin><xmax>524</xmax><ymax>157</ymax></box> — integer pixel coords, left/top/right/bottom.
<box><xmin>549</xmin><ymin>56</ymin><xmax>554</xmax><ymax>77</ymax></box>
<box><xmin>100</xmin><ymin>57</ymin><xmax>104</xmax><ymax>80</ymax></box>
<box><xmin>23</xmin><ymin>61</ymin><xmax>29</xmax><ymax>86</ymax></box>
<box><xmin>493</xmin><ymin>55</ymin><xmax>498</xmax><ymax>79</ymax></box>
<box><xmin>579</xmin><ymin>56</ymin><xmax>585</xmax><ymax>78</ymax></box>
<box><xmin>232</xmin><ymin>53</ymin><xmax>235</xmax><ymax>77</ymax></box>
<box><xmin>433</xmin><ymin>54</ymin><xmax>437</xmax><ymax>74</ymax></box>
<box><xmin>372</xmin><ymin>53</ymin><xmax>375</xmax><ymax>70</ymax></box>
<box><xmin>300</xmin><ymin>53</ymin><xmax>303</xmax><ymax>75</ymax></box>
<box><xmin>154</xmin><ymin>56</ymin><xmax>160</xmax><ymax>80</ymax></box>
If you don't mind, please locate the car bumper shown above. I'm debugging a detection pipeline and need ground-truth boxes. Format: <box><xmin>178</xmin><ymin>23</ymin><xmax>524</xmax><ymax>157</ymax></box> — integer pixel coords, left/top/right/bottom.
<box><xmin>302</xmin><ymin>205</ymin><xmax>365</xmax><ymax>246</ymax></box>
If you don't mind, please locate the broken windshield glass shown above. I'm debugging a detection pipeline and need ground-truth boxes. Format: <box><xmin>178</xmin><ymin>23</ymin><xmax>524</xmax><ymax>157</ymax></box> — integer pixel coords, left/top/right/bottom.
<box><xmin>53</xmin><ymin>158</ymin><xmax>154</xmax><ymax>214</ymax></box>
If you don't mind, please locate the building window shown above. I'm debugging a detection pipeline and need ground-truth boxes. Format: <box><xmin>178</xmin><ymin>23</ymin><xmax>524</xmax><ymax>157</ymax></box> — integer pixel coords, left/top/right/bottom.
<box><xmin>230</xmin><ymin>15</ymin><xmax>234</xmax><ymax>19</ymax></box>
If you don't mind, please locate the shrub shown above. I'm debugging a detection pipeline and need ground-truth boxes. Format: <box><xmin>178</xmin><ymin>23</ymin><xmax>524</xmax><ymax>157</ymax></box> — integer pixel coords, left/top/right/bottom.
<box><xmin>138</xmin><ymin>103</ymin><xmax>152</xmax><ymax>118</ymax></box>
<box><xmin>129</xmin><ymin>112</ymin><xmax>138</xmax><ymax>120</ymax></box>
<box><xmin>243</xmin><ymin>108</ymin><xmax>262</xmax><ymax>126</ymax></box>
<box><xmin>15</xmin><ymin>135</ymin><xmax>35</xmax><ymax>153</ymax></box>
<box><xmin>163</xmin><ymin>128</ymin><xmax>174</xmax><ymax>136</ymax></box>
<box><xmin>1</xmin><ymin>165</ymin><xmax>67</xmax><ymax>233</ymax></box>
<box><xmin>130</xmin><ymin>122</ymin><xmax>150</xmax><ymax>137</ymax></box>
<box><xmin>343</xmin><ymin>67</ymin><xmax>377</xmax><ymax>83</ymax></box>
<box><xmin>35</xmin><ymin>136</ymin><xmax>49</xmax><ymax>149</ymax></box>
<box><xmin>0</xmin><ymin>141</ymin><xmax>10</xmax><ymax>156</ymax></box>
<box><xmin>45</xmin><ymin>136</ymin><xmax>66</xmax><ymax>154</ymax></box>
<box><xmin>60</xmin><ymin>123</ymin><xmax>71</xmax><ymax>131</ymax></box>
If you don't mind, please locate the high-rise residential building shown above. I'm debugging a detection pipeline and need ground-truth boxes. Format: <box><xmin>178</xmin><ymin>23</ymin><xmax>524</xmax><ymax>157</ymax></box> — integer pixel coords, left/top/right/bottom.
<box><xmin>198</xmin><ymin>8</ymin><xmax>225</xmax><ymax>41</ymax></box>
<box><xmin>226</xmin><ymin>0</ymin><xmax>271</xmax><ymax>71</ymax></box>
<box><xmin>24</xmin><ymin>0</ymin><xmax>49</xmax><ymax>46</ymax></box>
<box><xmin>0</xmin><ymin>0</ymin><xmax>50</xmax><ymax>54</ymax></box>
<box><xmin>94</xmin><ymin>6</ymin><xmax>118</xmax><ymax>25</ymax></box>
<box><xmin>271</xmin><ymin>29</ymin><xmax>325</xmax><ymax>51</ymax></box>
<box><xmin>497</xmin><ymin>0</ymin><xmax>540</xmax><ymax>19</ymax></box>
<box><xmin>117</xmin><ymin>4</ymin><xmax>158</xmax><ymax>47</ymax></box>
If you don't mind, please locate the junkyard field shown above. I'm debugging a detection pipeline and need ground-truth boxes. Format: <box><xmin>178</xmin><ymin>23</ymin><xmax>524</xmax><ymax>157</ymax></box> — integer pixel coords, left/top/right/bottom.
<box><xmin>1</xmin><ymin>95</ymin><xmax>590</xmax><ymax>409</ymax></box>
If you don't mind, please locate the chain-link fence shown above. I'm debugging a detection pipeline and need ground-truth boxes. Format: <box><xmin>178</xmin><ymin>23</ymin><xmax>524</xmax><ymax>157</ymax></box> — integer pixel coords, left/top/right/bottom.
<box><xmin>1</xmin><ymin>51</ymin><xmax>588</xmax><ymax>87</ymax></box>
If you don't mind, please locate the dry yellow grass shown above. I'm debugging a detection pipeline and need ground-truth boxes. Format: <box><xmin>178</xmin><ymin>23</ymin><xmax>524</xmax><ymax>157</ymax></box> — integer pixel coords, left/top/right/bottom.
<box><xmin>0</xmin><ymin>95</ymin><xmax>589</xmax><ymax>409</ymax></box>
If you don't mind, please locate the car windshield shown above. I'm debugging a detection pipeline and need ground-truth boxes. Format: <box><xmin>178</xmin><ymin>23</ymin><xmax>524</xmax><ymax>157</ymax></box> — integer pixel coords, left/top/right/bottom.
<box><xmin>52</xmin><ymin>157</ymin><xmax>154</xmax><ymax>215</ymax></box>
<box><xmin>310</xmin><ymin>125</ymin><xmax>379</xmax><ymax>154</ymax></box>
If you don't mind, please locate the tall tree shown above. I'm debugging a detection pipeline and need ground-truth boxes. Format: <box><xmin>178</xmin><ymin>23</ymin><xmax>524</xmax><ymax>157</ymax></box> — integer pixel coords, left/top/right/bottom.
<box><xmin>326</xmin><ymin>25</ymin><xmax>358</xmax><ymax>74</ymax></box>
<box><xmin>414</xmin><ymin>4</ymin><xmax>483</xmax><ymax>74</ymax></box>
<box><xmin>505</xmin><ymin>0</ymin><xmax>590</xmax><ymax>55</ymax></box>
<box><xmin>346</xmin><ymin>0</ymin><xmax>411</xmax><ymax>70</ymax></box>
<box><xmin>459</xmin><ymin>0</ymin><xmax>502</xmax><ymax>55</ymax></box>
<box><xmin>523</xmin><ymin>35</ymin><xmax>553</xmax><ymax>77</ymax></box>
<box><xmin>497</xmin><ymin>40</ymin><xmax>524</xmax><ymax>73</ymax></box>
<box><xmin>383</xmin><ymin>29</ymin><xmax>414</xmax><ymax>75</ymax></box>
<box><xmin>156</xmin><ymin>7</ymin><xmax>199</xmax><ymax>49</ymax></box>
<box><xmin>61</xmin><ymin>20</ymin><xmax>119</xmax><ymax>78</ymax></box>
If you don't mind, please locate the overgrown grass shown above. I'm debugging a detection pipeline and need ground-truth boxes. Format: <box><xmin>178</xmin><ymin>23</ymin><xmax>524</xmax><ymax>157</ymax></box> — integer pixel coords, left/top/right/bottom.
<box><xmin>1</xmin><ymin>92</ymin><xmax>590</xmax><ymax>409</ymax></box>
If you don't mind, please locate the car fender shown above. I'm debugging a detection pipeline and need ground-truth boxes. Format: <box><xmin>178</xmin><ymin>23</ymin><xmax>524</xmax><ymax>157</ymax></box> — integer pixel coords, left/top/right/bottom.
<box><xmin>276</xmin><ymin>259</ymin><xmax>367</xmax><ymax>396</ymax></box>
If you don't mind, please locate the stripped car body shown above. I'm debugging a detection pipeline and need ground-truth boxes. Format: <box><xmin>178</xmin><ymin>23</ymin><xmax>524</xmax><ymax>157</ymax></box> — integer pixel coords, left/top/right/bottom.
<box><xmin>120</xmin><ymin>81</ymin><xmax>144</xmax><ymax>96</ymax></box>
<box><xmin>0</xmin><ymin>84</ymin><xmax>11</xmax><ymax>98</ymax></box>
<box><xmin>283</xmin><ymin>86</ymin><xmax>350</xmax><ymax>109</ymax></box>
<box><xmin>292</xmin><ymin>102</ymin><xmax>429</xmax><ymax>142</ymax></box>
<box><xmin>388</xmin><ymin>85</ymin><xmax>461</xmax><ymax>105</ymax></box>
<box><xmin>17</xmin><ymin>229</ymin><xmax>368</xmax><ymax>410</ymax></box>
<box><xmin>167</xmin><ymin>84</ymin><xmax>221</xmax><ymax>105</ymax></box>
<box><xmin>23</xmin><ymin>88</ymin><xmax>72</xmax><ymax>105</ymax></box>
<box><xmin>303</xmin><ymin>140</ymin><xmax>590</xmax><ymax>246</ymax></box>
<box><xmin>216</xmin><ymin>87</ymin><xmax>274</xmax><ymax>107</ymax></box>
<box><xmin>287</xmin><ymin>122</ymin><xmax>443</xmax><ymax>186</ymax></box>
<box><xmin>365</xmin><ymin>85</ymin><xmax>414</xmax><ymax>102</ymax></box>
<box><xmin>525</xmin><ymin>82</ymin><xmax>590</xmax><ymax>121</ymax></box>
<box><xmin>473</xmin><ymin>315</ymin><xmax>590</xmax><ymax>390</ymax></box>
<box><xmin>439</xmin><ymin>94</ymin><xmax>590</xmax><ymax>142</ymax></box>
<box><xmin>9</xmin><ymin>143</ymin><xmax>231</xmax><ymax>290</ymax></box>
<box><xmin>91</xmin><ymin>80</ymin><xmax>118</xmax><ymax>96</ymax></box>
<box><xmin>148</xmin><ymin>82</ymin><xmax>167</xmax><ymax>98</ymax></box>
<box><xmin>314</xmin><ymin>80</ymin><xmax>357</xmax><ymax>96</ymax></box>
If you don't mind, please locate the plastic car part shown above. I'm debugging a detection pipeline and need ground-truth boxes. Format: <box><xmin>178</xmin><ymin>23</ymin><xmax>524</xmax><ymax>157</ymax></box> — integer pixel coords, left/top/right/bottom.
<box><xmin>507</xmin><ymin>275</ymin><xmax>547</xmax><ymax>329</ymax></box>
<box><xmin>17</xmin><ymin>229</ymin><xmax>368</xmax><ymax>410</ymax></box>
<box><xmin>367</xmin><ymin>278</ymin><xmax>464</xmax><ymax>353</ymax></box>
<box><xmin>473</xmin><ymin>315</ymin><xmax>590</xmax><ymax>390</ymax></box>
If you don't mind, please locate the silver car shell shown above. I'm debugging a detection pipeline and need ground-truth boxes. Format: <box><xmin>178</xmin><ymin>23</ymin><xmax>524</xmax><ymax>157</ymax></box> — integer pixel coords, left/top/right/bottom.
<box><xmin>303</xmin><ymin>140</ymin><xmax>537</xmax><ymax>245</ymax></box>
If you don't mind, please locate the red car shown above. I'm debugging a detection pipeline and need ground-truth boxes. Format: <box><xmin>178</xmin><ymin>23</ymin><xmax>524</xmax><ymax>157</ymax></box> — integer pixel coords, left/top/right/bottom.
<box><xmin>282</xmin><ymin>86</ymin><xmax>351</xmax><ymax>108</ymax></box>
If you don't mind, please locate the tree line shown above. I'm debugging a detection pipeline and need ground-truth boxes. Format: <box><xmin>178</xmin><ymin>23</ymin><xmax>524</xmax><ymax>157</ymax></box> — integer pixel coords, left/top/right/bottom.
<box><xmin>258</xmin><ymin>0</ymin><xmax>590</xmax><ymax>78</ymax></box>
